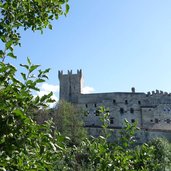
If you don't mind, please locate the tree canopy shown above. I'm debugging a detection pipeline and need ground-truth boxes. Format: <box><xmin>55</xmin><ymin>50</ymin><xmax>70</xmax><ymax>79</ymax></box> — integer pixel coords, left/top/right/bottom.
<box><xmin>0</xmin><ymin>0</ymin><xmax>69</xmax><ymax>62</ymax></box>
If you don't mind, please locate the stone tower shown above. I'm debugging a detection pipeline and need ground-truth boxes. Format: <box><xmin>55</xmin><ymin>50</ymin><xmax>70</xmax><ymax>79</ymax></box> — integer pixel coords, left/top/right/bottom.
<box><xmin>58</xmin><ymin>70</ymin><xmax>82</xmax><ymax>103</ymax></box>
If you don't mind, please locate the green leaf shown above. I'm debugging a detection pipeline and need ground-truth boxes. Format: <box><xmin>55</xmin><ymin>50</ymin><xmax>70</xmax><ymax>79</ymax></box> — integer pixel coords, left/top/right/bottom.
<box><xmin>34</xmin><ymin>96</ymin><xmax>40</xmax><ymax>104</ymax></box>
<box><xmin>0</xmin><ymin>50</ymin><xmax>4</xmax><ymax>58</ymax></box>
<box><xmin>20</xmin><ymin>64</ymin><xmax>29</xmax><ymax>70</ymax></box>
<box><xmin>7</xmin><ymin>53</ymin><xmax>17</xmax><ymax>59</ymax></box>
<box><xmin>40</xmin><ymin>92</ymin><xmax>52</xmax><ymax>102</ymax></box>
<box><xmin>13</xmin><ymin>109</ymin><xmax>27</xmax><ymax>120</ymax></box>
<box><xmin>21</xmin><ymin>73</ymin><xmax>27</xmax><ymax>80</ymax></box>
<box><xmin>48</xmin><ymin>24</ymin><xmax>52</xmax><ymax>30</ymax></box>
<box><xmin>30</xmin><ymin>65</ymin><xmax>40</xmax><ymax>73</ymax></box>
<box><xmin>44</xmin><ymin>68</ymin><xmax>51</xmax><ymax>73</ymax></box>
<box><xmin>27</xmin><ymin>57</ymin><xmax>31</xmax><ymax>65</ymax></box>
<box><xmin>36</xmin><ymin>79</ymin><xmax>45</xmax><ymax>83</ymax></box>
<box><xmin>65</xmin><ymin>4</ymin><xmax>70</xmax><ymax>14</ymax></box>
<box><xmin>5</xmin><ymin>41</ymin><xmax>13</xmax><ymax>49</ymax></box>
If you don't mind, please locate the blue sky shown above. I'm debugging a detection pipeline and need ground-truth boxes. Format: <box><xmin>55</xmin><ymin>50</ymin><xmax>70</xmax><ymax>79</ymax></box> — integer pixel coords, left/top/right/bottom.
<box><xmin>11</xmin><ymin>0</ymin><xmax>171</xmax><ymax>101</ymax></box>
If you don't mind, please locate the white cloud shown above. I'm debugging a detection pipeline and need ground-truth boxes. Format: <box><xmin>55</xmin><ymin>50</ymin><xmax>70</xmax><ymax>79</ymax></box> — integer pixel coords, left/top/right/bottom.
<box><xmin>81</xmin><ymin>78</ymin><xmax>95</xmax><ymax>94</ymax></box>
<box><xmin>82</xmin><ymin>86</ymin><xmax>95</xmax><ymax>94</ymax></box>
<box><xmin>36</xmin><ymin>83</ymin><xmax>59</xmax><ymax>108</ymax></box>
<box><xmin>41</xmin><ymin>83</ymin><xmax>59</xmax><ymax>93</ymax></box>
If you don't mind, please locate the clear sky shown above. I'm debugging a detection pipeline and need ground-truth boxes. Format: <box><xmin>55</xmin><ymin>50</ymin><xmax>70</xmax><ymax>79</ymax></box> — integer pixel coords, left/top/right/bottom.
<box><xmin>11</xmin><ymin>0</ymin><xmax>171</xmax><ymax>102</ymax></box>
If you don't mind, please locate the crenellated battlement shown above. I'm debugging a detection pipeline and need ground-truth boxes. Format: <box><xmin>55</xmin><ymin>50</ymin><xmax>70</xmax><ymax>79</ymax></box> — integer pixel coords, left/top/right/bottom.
<box><xmin>58</xmin><ymin>69</ymin><xmax>82</xmax><ymax>79</ymax></box>
<box><xmin>146</xmin><ymin>90</ymin><xmax>171</xmax><ymax>97</ymax></box>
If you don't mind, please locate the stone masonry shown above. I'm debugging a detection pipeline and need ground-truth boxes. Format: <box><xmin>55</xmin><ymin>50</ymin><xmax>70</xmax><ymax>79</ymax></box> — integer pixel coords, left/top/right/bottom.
<box><xmin>58</xmin><ymin>70</ymin><xmax>171</xmax><ymax>143</ymax></box>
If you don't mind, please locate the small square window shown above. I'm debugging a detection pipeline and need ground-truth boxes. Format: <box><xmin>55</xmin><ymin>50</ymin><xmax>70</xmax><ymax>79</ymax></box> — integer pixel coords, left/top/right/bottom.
<box><xmin>110</xmin><ymin>118</ymin><xmax>114</xmax><ymax>124</ymax></box>
<box><xmin>155</xmin><ymin>118</ymin><xmax>159</xmax><ymax>123</ymax></box>
<box><xmin>166</xmin><ymin>119</ymin><xmax>170</xmax><ymax>124</ymax></box>
<box><xmin>120</xmin><ymin>108</ymin><xmax>124</xmax><ymax>114</ymax></box>
<box><xmin>130</xmin><ymin>108</ymin><xmax>134</xmax><ymax>114</ymax></box>
<box><xmin>95</xmin><ymin>110</ymin><xmax>100</xmax><ymax>116</ymax></box>
<box><xmin>131</xmin><ymin>119</ymin><xmax>135</xmax><ymax>123</ymax></box>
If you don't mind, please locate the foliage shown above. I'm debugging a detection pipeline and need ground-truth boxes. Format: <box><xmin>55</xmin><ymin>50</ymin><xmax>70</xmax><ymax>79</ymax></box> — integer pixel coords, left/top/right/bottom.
<box><xmin>0</xmin><ymin>0</ymin><xmax>69</xmax><ymax>170</ymax></box>
<box><xmin>0</xmin><ymin>0</ymin><xmax>69</xmax><ymax>62</ymax></box>
<box><xmin>0</xmin><ymin>58</ymin><xmax>66</xmax><ymax>170</ymax></box>
<box><xmin>52</xmin><ymin>100</ymin><xmax>87</xmax><ymax>146</ymax></box>
<box><xmin>62</xmin><ymin>120</ymin><xmax>160</xmax><ymax>171</ymax></box>
<box><xmin>149</xmin><ymin>137</ymin><xmax>171</xmax><ymax>170</ymax></box>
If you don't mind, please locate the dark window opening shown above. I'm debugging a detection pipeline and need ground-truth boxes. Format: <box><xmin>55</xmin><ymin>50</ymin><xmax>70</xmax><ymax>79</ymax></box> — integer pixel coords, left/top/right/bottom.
<box><xmin>120</xmin><ymin>108</ymin><xmax>124</xmax><ymax>114</ymax></box>
<box><xmin>85</xmin><ymin>104</ymin><xmax>88</xmax><ymax>108</ymax></box>
<box><xmin>138</xmin><ymin>101</ymin><xmax>141</xmax><ymax>105</ymax></box>
<box><xmin>110</xmin><ymin>118</ymin><xmax>114</xmax><ymax>124</ymax></box>
<box><xmin>113</xmin><ymin>99</ymin><xmax>116</xmax><ymax>104</ymax></box>
<box><xmin>94</xmin><ymin>103</ymin><xmax>97</xmax><ymax>107</ymax></box>
<box><xmin>95</xmin><ymin>110</ymin><xmax>100</xmax><ymax>116</ymax></box>
<box><xmin>150</xmin><ymin>119</ymin><xmax>153</xmax><ymax>122</ymax></box>
<box><xmin>130</xmin><ymin>108</ymin><xmax>134</xmax><ymax>114</ymax></box>
<box><xmin>125</xmin><ymin>100</ymin><xmax>128</xmax><ymax>104</ymax></box>
<box><xmin>155</xmin><ymin>118</ymin><xmax>159</xmax><ymax>123</ymax></box>
<box><xmin>167</xmin><ymin>119</ymin><xmax>170</xmax><ymax>124</ymax></box>
<box><xmin>131</xmin><ymin>119</ymin><xmax>135</xmax><ymax>123</ymax></box>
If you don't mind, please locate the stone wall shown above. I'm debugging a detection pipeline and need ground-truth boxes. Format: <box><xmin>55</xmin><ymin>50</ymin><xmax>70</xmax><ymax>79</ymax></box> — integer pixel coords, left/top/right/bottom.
<box><xmin>58</xmin><ymin>70</ymin><xmax>171</xmax><ymax>142</ymax></box>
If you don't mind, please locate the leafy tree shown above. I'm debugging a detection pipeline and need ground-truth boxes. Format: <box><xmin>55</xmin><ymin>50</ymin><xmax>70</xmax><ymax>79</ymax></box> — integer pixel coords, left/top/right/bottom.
<box><xmin>149</xmin><ymin>137</ymin><xmax>171</xmax><ymax>170</ymax></box>
<box><xmin>0</xmin><ymin>0</ymin><xmax>69</xmax><ymax>62</ymax></box>
<box><xmin>52</xmin><ymin>100</ymin><xmax>87</xmax><ymax>146</ymax></box>
<box><xmin>0</xmin><ymin>0</ymin><xmax>70</xmax><ymax>170</ymax></box>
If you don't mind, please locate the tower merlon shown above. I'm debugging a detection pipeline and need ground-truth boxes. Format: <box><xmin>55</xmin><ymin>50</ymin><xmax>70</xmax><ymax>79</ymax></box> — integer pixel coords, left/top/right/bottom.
<box><xmin>77</xmin><ymin>69</ymin><xmax>82</xmax><ymax>78</ymax></box>
<box><xmin>58</xmin><ymin>70</ymin><xmax>63</xmax><ymax>79</ymax></box>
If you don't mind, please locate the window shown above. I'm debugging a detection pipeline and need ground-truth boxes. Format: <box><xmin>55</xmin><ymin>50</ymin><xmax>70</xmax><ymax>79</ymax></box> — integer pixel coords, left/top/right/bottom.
<box><xmin>94</xmin><ymin>103</ymin><xmax>97</xmax><ymax>107</ymax></box>
<box><xmin>95</xmin><ymin>110</ymin><xmax>100</xmax><ymax>116</ymax></box>
<box><xmin>120</xmin><ymin>108</ymin><xmax>124</xmax><ymax>114</ymax></box>
<box><xmin>155</xmin><ymin>118</ymin><xmax>159</xmax><ymax>123</ymax></box>
<box><xmin>110</xmin><ymin>118</ymin><xmax>114</xmax><ymax>124</ymax></box>
<box><xmin>125</xmin><ymin>100</ymin><xmax>128</xmax><ymax>104</ymax></box>
<box><xmin>138</xmin><ymin>101</ymin><xmax>141</xmax><ymax>105</ymax></box>
<box><xmin>166</xmin><ymin>119</ymin><xmax>170</xmax><ymax>124</ymax></box>
<box><xmin>150</xmin><ymin>119</ymin><xmax>153</xmax><ymax>123</ymax></box>
<box><xmin>131</xmin><ymin>119</ymin><xmax>135</xmax><ymax>123</ymax></box>
<box><xmin>85</xmin><ymin>104</ymin><xmax>88</xmax><ymax>108</ymax></box>
<box><xmin>113</xmin><ymin>99</ymin><xmax>116</xmax><ymax>104</ymax></box>
<box><xmin>130</xmin><ymin>108</ymin><xmax>134</xmax><ymax>114</ymax></box>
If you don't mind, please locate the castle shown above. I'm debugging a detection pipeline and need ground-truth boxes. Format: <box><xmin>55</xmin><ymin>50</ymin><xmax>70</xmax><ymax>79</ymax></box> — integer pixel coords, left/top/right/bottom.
<box><xmin>58</xmin><ymin>70</ymin><xmax>171</xmax><ymax>143</ymax></box>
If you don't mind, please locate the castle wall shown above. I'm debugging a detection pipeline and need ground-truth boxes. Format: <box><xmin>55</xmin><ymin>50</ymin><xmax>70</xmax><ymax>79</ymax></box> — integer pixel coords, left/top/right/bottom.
<box><xmin>78</xmin><ymin>92</ymin><xmax>146</xmax><ymax>128</ymax></box>
<box><xmin>58</xmin><ymin>70</ymin><xmax>171</xmax><ymax>143</ymax></box>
